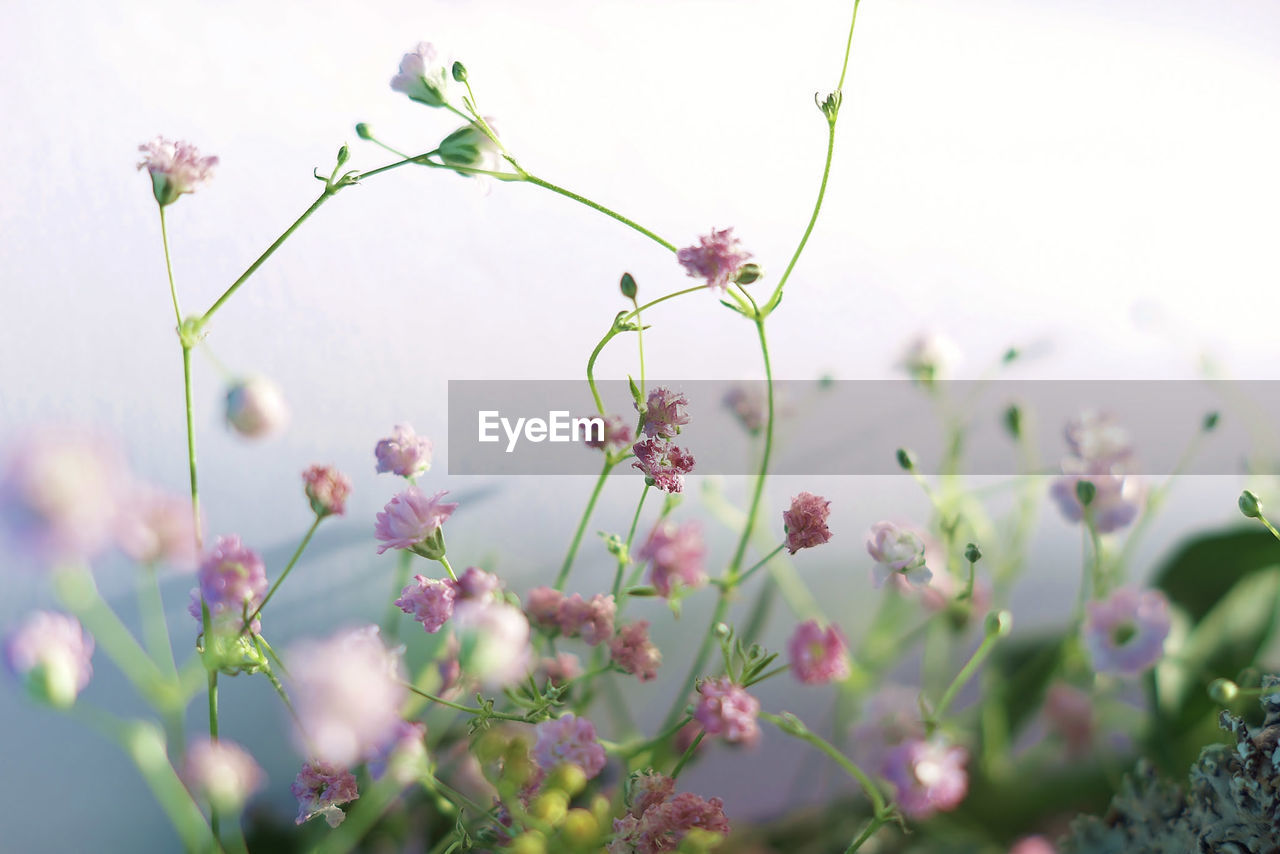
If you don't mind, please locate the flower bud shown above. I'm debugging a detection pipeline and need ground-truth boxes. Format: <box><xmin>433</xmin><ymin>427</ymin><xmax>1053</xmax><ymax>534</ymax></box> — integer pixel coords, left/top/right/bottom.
<box><xmin>561</xmin><ymin>808</ymin><xmax>600</xmax><ymax>846</ymax></box>
<box><xmin>438</xmin><ymin>120</ymin><xmax>502</xmax><ymax>175</ymax></box>
<box><xmin>620</xmin><ymin>272</ymin><xmax>638</xmax><ymax>299</ymax></box>
<box><xmin>355</xmin><ymin>123</ymin><xmax>373</xmax><ymax>140</ymax></box>
<box><xmin>451</xmin><ymin>61</ymin><xmax>468</xmax><ymax>83</ymax></box>
<box><xmin>530</xmin><ymin>789</ymin><xmax>569</xmax><ymax>824</ymax></box>
<box><xmin>1203</xmin><ymin>411</ymin><xmax>1220</xmax><ymax>432</ymax></box>
<box><xmin>508</xmin><ymin>831</ymin><xmax>547</xmax><ymax>854</ymax></box>
<box><xmin>1003</xmin><ymin>404</ymin><xmax>1022</xmax><ymax>439</ymax></box>
<box><xmin>896</xmin><ymin>447</ymin><xmax>917</xmax><ymax>471</ymax></box>
<box><xmin>733</xmin><ymin>263</ymin><xmax>763</xmax><ymax>285</ymax></box>
<box><xmin>1075</xmin><ymin>480</ymin><xmax>1097</xmax><ymax>508</ymax></box>
<box><xmin>984</xmin><ymin>609</ymin><xmax>1013</xmax><ymax>638</ymax></box>
<box><xmin>547</xmin><ymin>763</ymin><xmax>588</xmax><ymax>797</ymax></box>
<box><xmin>1239</xmin><ymin>489</ymin><xmax>1263</xmax><ymax>519</ymax></box>
<box><xmin>4</xmin><ymin>612</ymin><xmax>95</xmax><ymax>708</ymax></box>
<box><xmin>1208</xmin><ymin>678</ymin><xmax>1239</xmax><ymax>704</ymax></box>
<box><xmin>225</xmin><ymin>376</ymin><xmax>289</xmax><ymax>439</ymax></box>
<box><xmin>964</xmin><ymin>543</ymin><xmax>982</xmax><ymax>564</ymax></box>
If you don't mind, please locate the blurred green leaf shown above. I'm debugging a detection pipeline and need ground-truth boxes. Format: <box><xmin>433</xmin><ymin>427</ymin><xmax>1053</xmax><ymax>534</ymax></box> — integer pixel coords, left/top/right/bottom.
<box><xmin>1153</xmin><ymin>527</ymin><xmax>1280</xmax><ymax>622</ymax></box>
<box><xmin>988</xmin><ymin>632</ymin><xmax>1065</xmax><ymax>737</ymax></box>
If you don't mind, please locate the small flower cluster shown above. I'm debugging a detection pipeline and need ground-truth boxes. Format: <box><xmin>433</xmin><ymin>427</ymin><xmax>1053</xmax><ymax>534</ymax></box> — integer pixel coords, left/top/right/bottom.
<box><xmin>611</xmin><ymin>771</ymin><xmax>730</xmax><ymax>854</ymax></box>
<box><xmin>1050</xmin><ymin>412</ymin><xmax>1144</xmax><ymax>533</ymax></box>
<box><xmin>867</xmin><ymin>521</ymin><xmax>932</xmax><ymax>588</ymax></box>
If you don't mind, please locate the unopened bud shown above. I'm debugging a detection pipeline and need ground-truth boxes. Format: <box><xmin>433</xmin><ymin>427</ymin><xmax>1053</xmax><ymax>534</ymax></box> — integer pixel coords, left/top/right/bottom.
<box><xmin>225</xmin><ymin>376</ymin><xmax>289</xmax><ymax>439</ymax></box>
<box><xmin>1075</xmin><ymin>480</ymin><xmax>1096</xmax><ymax>508</ymax></box>
<box><xmin>964</xmin><ymin>543</ymin><xmax>982</xmax><ymax>564</ymax></box>
<box><xmin>620</xmin><ymin>272</ymin><xmax>638</xmax><ymax>299</ymax></box>
<box><xmin>1003</xmin><ymin>405</ymin><xmax>1022</xmax><ymax>440</ymax></box>
<box><xmin>451</xmin><ymin>61</ymin><xmax>468</xmax><ymax>83</ymax></box>
<box><xmin>355</xmin><ymin>123</ymin><xmax>373</xmax><ymax>140</ymax></box>
<box><xmin>984</xmin><ymin>609</ymin><xmax>1013</xmax><ymax>638</ymax></box>
<box><xmin>1203</xmin><ymin>411</ymin><xmax>1220</xmax><ymax>432</ymax></box>
<box><xmin>733</xmin><ymin>263</ymin><xmax>763</xmax><ymax>286</ymax></box>
<box><xmin>896</xmin><ymin>448</ymin><xmax>917</xmax><ymax>471</ymax></box>
<box><xmin>1208</xmin><ymin>678</ymin><xmax>1239</xmax><ymax>704</ymax></box>
<box><xmin>1239</xmin><ymin>490</ymin><xmax>1263</xmax><ymax>520</ymax></box>
<box><xmin>561</xmin><ymin>809</ymin><xmax>600</xmax><ymax>846</ymax></box>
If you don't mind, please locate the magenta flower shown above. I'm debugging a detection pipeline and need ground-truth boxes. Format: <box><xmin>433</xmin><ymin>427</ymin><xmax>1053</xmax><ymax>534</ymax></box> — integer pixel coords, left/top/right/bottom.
<box><xmin>390</xmin><ymin>42</ymin><xmax>451</xmax><ymax>108</ymax></box>
<box><xmin>1083</xmin><ymin>587</ymin><xmax>1170</xmax><ymax>676</ymax></box>
<box><xmin>524</xmin><ymin>586</ymin><xmax>564</xmax><ymax>630</ymax></box>
<box><xmin>609</xmin><ymin>620</ymin><xmax>662</xmax><ymax>682</ymax></box>
<box><xmin>374</xmin><ymin>487</ymin><xmax>457</xmax><ymax>556</ymax></box>
<box><xmin>137</xmin><ymin>136</ymin><xmax>218</xmax><ymax>206</ymax></box>
<box><xmin>631</xmin><ymin>438</ymin><xmax>695</xmax><ymax>494</ymax></box>
<box><xmin>694</xmin><ymin>677</ymin><xmax>760</xmax><ymax>745</ymax></box>
<box><xmin>783</xmin><ymin>492</ymin><xmax>832</xmax><ymax>554</ymax></box>
<box><xmin>224</xmin><ymin>376</ymin><xmax>288</xmax><ymax>439</ymax></box>
<box><xmin>638</xmin><ymin>387</ymin><xmax>690</xmax><ymax>439</ymax></box>
<box><xmin>0</xmin><ymin>428</ymin><xmax>127</xmax><ymax>564</ymax></box>
<box><xmin>4</xmin><ymin>611</ymin><xmax>94</xmax><ymax>708</ymax></box>
<box><xmin>114</xmin><ymin>485</ymin><xmax>198</xmax><ymax>569</ymax></box>
<box><xmin>291</xmin><ymin>760</ymin><xmax>358</xmax><ymax>828</ymax></box>
<box><xmin>788</xmin><ymin>620</ymin><xmax>850</xmax><ymax>685</ymax></box>
<box><xmin>1049</xmin><ymin>468</ymin><xmax>1143</xmax><ymax>534</ymax></box>
<box><xmin>638</xmin><ymin>520</ymin><xmax>707</xmax><ymax>597</ymax></box>
<box><xmin>188</xmin><ymin>535</ymin><xmax>267</xmax><ymax>630</ymax></box>
<box><xmin>881</xmin><ymin>738</ymin><xmax>969</xmax><ymax>819</ymax></box>
<box><xmin>533</xmin><ymin>713</ymin><xmax>607</xmax><ymax>780</ymax></box>
<box><xmin>584</xmin><ymin>414</ymin><xmax>633</xmax><ymax>455</ymax></box>
<box><xmin>374</xmin><ymin>423</ymin><xmax>433</xmax><ymax>478</ymax></box>
<box><xmin>303</xmin><ymin>465</ymin><xmax>351</xmax><ymax>518</ymax></box>
<box><xmin>365</xmin><ymin>720</ymin><xmax>428</xmax><ymax>785</ymax></box>
<box><xmin>395</xmin><ymin>575</ymin><xmax>456</xmax><ymax>633</ymax></box>
<box><xmin>867</xmin><ymin>521</ymin><xmax>932</xmax><ymax>587</ymax></box>
<box><xmin>556</xmin><ymin>593</ymin><xmax>616</xmax><ymax>645</ymax></box>
<box><xmin>182</xmin><ymin>738</ymin><xmax>265</xmax><ymax>813</ymax></box>
<box><xmin>288</xmin><ymin>625</ymin><xmax>406</xmax><ymax>767</ymax></box>
<box><xmin>676</xmin><ymin>227</ymin><xmax>752</xmax><ymax>293</ymax></box>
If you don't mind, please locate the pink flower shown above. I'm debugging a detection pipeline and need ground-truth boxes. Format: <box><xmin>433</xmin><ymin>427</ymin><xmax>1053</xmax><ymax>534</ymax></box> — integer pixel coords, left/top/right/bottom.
<box><xmin>537</xmin><ymin>652</ymin><xmax>583</xmax><ymax>687</ymax></box>
<box><xmin>365</xmin><ymin>720</ymin><xmax>428</xmax><ymax>785</ymax></box>
<box><xmin>676</xmin><ymin>228</ymin><xmax>752</xmax><ymax>293</ymax></box>
<box><xmin>584</xmin><ymin>415</ymin><xmax>633</xmax><ymax>455</ymax></box>
<box><xmin>451</xmin><ymin>600</ymin><xmax>531</xmax><ymax>689</ymax></box>
<box><xmin>783</xmin><ymin>492</ymin><xmax>832</xmax><ymax>554</ymax></box>
<box><xmin>638</xmin><ymin>520</ymin><xmax>707</xmax><ymax>597</ymax></box>
<box><xmin>788</xmin><ymin>620</ymin><xmax>850</xmax><ymax>685</ymax></box>
<box><xmin>0</xmin><ymin>427</ymin><xmax>127</xmax><ymax>564</ymax></box>
<box><xmin>694</xmin><ymin>677</ymin><xmax>760</xmax><ymax>745</ymax></box>
<box><xmin>556</xmin><ymin>593</ymin><xmax>616</xmax><ymax>645</ymax></box>
<box><xmin>612</xmin><ymin>787</ymin><xmax>731</xmax><ymax>854</ymax></box>
<box><xmin>609</xmin><ymin>620</ymin><xmax>662</xmax><ymax>682</ymax></box>
<box><xmin>395</xmin><ymin>575</ymin><xmax>456</xmax><ymax>633</ymax></box>
<box><xmin>524</xmin><ymin>586</ymin><xmax>564</xmax><ymax>630</ymax></box>
<box><xmin>533</xmin><ymin>713</ymin><xmax>607</xmax><ymax>780</ymax></box>
<box><xmin>881</xmin><ymin>738</ymin><xmax>969</xmax><ymax>819</ymax></box>
<box><xmin>1044</xmin><ymin>682</ymin><xmax>1094</xmax><ymax>752</ymax></box>
<box><xmin>303</xmin><ymin>465</ymin><xmax>351</xmax><ymax>518</ymax></box>
<box><xmin>224</xmin><ymin>376</ymin><xmax>288</xmax><ymax>439</ymax></box>
<box><xmin>291</xmin><ymin>760</ymin><xmax>358</xmax><ymax>827</ymax></box>
<box><xmin>288</xmin><ymin>626</ymin><xmax>406</xmax><ymax>767</ymax></box>
<box><xmin>137</xmin><ymin>136</ymin><xmax>218</xmax><ymax>206</ymax></box>
<box><xmin>454</xmin><ymin>566</ymin><xmax>501</xmax><ymax>603</ymax></box>
<box><xmin>390</xmin><ymin>42</ymin><xmax>451</xmax><ymax>108</ymax></box>
<box><xmin>638</xmin><ymin>387</ymin><xmax>690</xmax><ymax>439</ymax></box>
<box><xmin>849</xmin><ymin>684</ymin><xmax>927</xmax><ymax>772</ymax></box>
<box><xmin>723</xmin><ymin>384</ymin><xmax>768</xmax><ymax>435</ymax></box>
<box><xmin>182</xmin><ymin>738</ymin><xmax>265</xmax><ymax>813</ymax></box>
<box><xmin>188</xmin><ymin>535</ymin><xmax>267</xmax><ymax>631</ymax></box>
<box><xmin>374</xmin><ymin>488</ymin><xmax>457</xmax><ymax>556</ymax></box>
<box><xmin>627</xmin><ymin>770</ymin><xmax>676</xmax><ymax>818</ymax></box>
<box><xmin>1049</xmin><ymin>466</ymin><xmax>1143</xmax><ymax>534</ymax></box>
<box><xmin>114</xmin><ymin>485</ymin><xmax>198</xmax><ymax>569</ymax></box>
<box><xmin>4</xmin><ymin>611</ymin><xmax>94</xmax><ymax>708</ymax></box>
<box><xmin>1010</xmin><ymin>836</ymin><xmax>1057</xmax><ymax>854</ymax></box>
<box><xmin>867</xmin><ymin>521</ymin><xmax>932</xmax><ymax>587</ymax></box>
<box><xmin>374</xmin><ymin>423</ymin><xmax>433</xmax><ymax>478</ymax></box>
<box><xmin>631</xmin><ymin>438</ymin><xmax>695</xmax><ymax>494</ymax></box>
<box><xmin>1083</xmin><ymin>587</ymin><xmax>1170</xmax><ymax>676</ymax></box>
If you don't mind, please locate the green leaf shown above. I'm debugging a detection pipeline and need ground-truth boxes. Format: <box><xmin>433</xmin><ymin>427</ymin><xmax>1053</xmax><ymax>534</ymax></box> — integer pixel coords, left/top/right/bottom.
<box><xmin>987</xmin><ymin>632</ymin><xmax>1065</xmax><ymax>737</ymax></box>
<box><xmin>1153</xmin><ymin>527</ymin><xmax>1280</xmax><ymax>622</ymax></box>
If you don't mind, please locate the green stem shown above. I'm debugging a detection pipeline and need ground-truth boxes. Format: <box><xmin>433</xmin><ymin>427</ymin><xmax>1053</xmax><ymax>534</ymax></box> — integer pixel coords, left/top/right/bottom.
<box><xmin>208</xmin><ymin>669</ymin><xmax>221</xmax><ymax>843</ymax></box>
<box><xmin>439</xmin><ymin>555</ymin><xmax>458</xmax><ymax>582</ymax></box>
<box><xmin>929</xmin><ymin>630</ymin><xmax>1003</xmax><ymax>729</ymax></box>
<box><xmin>670</xmin><ymin>731</ymin><xmax>705</xmax><ymax>779</ymax></box>
<box><xmin>613</xmin><ymin>485</ymin><xmax>650</xmax><ymax>599</ymax></box>
<box><xmin>403</xmin><ymin>684</ymin><xmax>531</xmax><ymax>723</ymax></box>
<box><xmin>181</xmin><ymin>344</ymin><xmax>202</xmax><ymax>551</ymax></box>
<box><xmin>158</xmin><ymin>205</ymin><xmax>183</xmax><ymax>329</ymax></box>
<box><xmin>845</xmin><ymin>815</ymin><xmax>886</xmax><ymax>853</ymax></box>
<box><xmin>242</xmin><ymin>515</ymin><xmax>322</xmax><ymax>633</ymax></box>
<box><xmin>556</xmin><ymin>459</ymin><xmax>615</xmax><ymax>591</ymax></box>
<box><xmin>384</xmin><ymin>549</ymin><xmax>416</xmax><ymax>641</ymax></box>
<box><xmin>761</xmin><ymin>712</ymin><xmax>887</xmax><ymax>816</ymax></box>
<box><xmin>736</xmin><ymin>543</ymin><xmax>786</xmax><ymax>586</ymax></box>
<box><xmin>523</xmin><ymin>175</ymin><xmax>677</xmax><ymax>253</ymax></box>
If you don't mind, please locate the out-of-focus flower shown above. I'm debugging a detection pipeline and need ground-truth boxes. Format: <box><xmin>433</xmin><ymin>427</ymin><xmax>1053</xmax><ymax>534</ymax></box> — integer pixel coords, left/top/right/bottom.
<box><xmin>694</xmin><ymin>677</ymin><xmax>760</xmax><ymax>745</ymax></box>
<box><xmin>182</xmin><ymin>738</ymin><xmax>265</xmax><ymax>813</ymax></box>
<box><xmin>627</xmin><ymin>771</ymin><xmax>676</xmax><ymax>819</ymax></box>
<box><xmin>722</xmin><ymin>384</ymin><xmax>769</xmax><ymax>435</ymax></box>
<box><xmin>390</xmin><ymin>42</ymin><xmax>451</xmax><ymax>107</ymax></box>
<box><xmin>612</xmin><ymin>788</ymin><xmax>730</xmax><ymax>854</ymax></box>
<box><xmin>115</xmin><ymin>485</ymin><xmax>198</xmax><ymax>569</ymax></box>
<box><xmin>1010</xmin><ymin>836</ymin><xmax>1057</xmax><ymax>854</ymax></box>
<box><xmin>375</xmin><ymin>424</ymin><xmax>433</xmax><ymax>478</ymax></box>
<box><xmin>1083</xmin><ymin>587</ymin><xmax>1170</xmax><ymax>676</ymax></box>
<box><xmin>365</xmin><ymin>720</ymin><xmax>428</xmax><ymax>785</ymax></box>
<box><xmin>898</xmin><ymin>332</ymin><xmax>960</xmax><ymax>386</ymax></box>
<box><xmin>638</xmin><ymin>387</ymin><xmax>690</xmax><ymax>439</ymax></box>
<box><xmin>438</xmin><ymin>119</ymin><xmax>503</xmax><ymax>176</ymax></box>
<box><xmin>1044</xmin><ymin>682</ymin><xmax>1094</xmax><ymax>752</ymax></box>
<box><xmin>303</xmin><ymin>465</ymin><xmax>351</xmax><ymax>518</ymax></box>
<box><xmin>783</xmin><ymin>492</ymin><xmax>832</xmax><ymax>554</ymax></box>
<box><xmin>537</xmin><ymin>652</ymin><xmax>582</xmax><ymax>686</ymax></box>
<box><xmin>524</xmin><ymin>586</ymin><xmax>564</xmax><ymax>631</ymax></box>
<box><xmin>556</xmin><ymin>593</ymin><xmax>616</xmax><ymax>645</ymax></box>
<box><xmin>291</xmin><ymin>760</ymin><xmax>358</xmax><ymax>827</ymax></box>
<box><xmin>225</xmin><ymin>376</ymin><xmax>289</xmax><ymax>439</ymax></box>
<box><xmin>1049</xmin><ymin>466</ymin><xmax>1144</xmax><ymax>534</ymax></box>
<box><xmin>0</xmin><ymin>428</ymin><xmax>127</xmax><ymax>564</ymax></box>
<box><xmin>533</xmin><ymin>713</ymin><xmax>607</xmax><ymax>780</ymax></box>
<box><xmin>850</xmin><ymin>684</ymin><xmax>927</xmax><ymax>772</ymax></box>
<box><xmin>454</xmin><ymin>566</ymin><xmax>500</xmax><ymax>603</ymax></box>
<box><xmin>137</xmin><ymin>136</ymin><xmax>218</xmax><ymax>206</ymax></box>
<box><xmin>788</xmin><ymin>620</ymin><xmax>850</xmax><ymax>685</ymax></box>
<box><xmin>374</xmin><ymin>488</ymin><xmax>457</xmax><ymax>556</ymax></box>
<box><xmin>288</xmin><ymin>625</ymin><xmax>406</xmax><ymax>767</ymax></box>
<box><xmin>881</xmin><ymin>737</ymin><xmax>969</xmax><ymax>819</ymax></box>
<box><xmin>395</xmin><ymin>575</ymin><xmax>456</xmax><ymax>633</ymax></box>
<box><xmin>188</xmin><ymin>535</ymin><xmax>267</xmax><ymax>631</ymax></box>
<box><xmin>676</xmin><ymin>228</ymin><xmax>752</xmax><ymax>293</ymax></box>
<box><xmin>4</xmin><ymin>611</ymin><xmax>94</xmax><ymax>708</ymax></box>
<box><xmin>631</xmin><ymin>438</ymin><xmax>695</xmax><ymax>494</ymax></box>
<box><xmin>638</xmin><ymin>520</ymin><xmax>706</xmax><ymax>597</ymax></box>
<box><xmin>452</xmin><ymin>600</ymin><xmax>531</xmax><ymax>689</ymax></box>
<box><xmin>867</xmin><ymin>521</ymin><xmax>932</xmax><ymax>587</ymax></box>
<box><xmin>1065</xmin><ymin>411</ymin><xmax>1133</xmax><ymax>467</ymax></box>
<box><xmin>609</xmin><ymin>620</ymin><xmax>661</xmax><ymax>682</ymax></box>
<box><xmin>583</xmin><ymin>414</ymin><xmax>633</xmax><ymax>455</ymax></box>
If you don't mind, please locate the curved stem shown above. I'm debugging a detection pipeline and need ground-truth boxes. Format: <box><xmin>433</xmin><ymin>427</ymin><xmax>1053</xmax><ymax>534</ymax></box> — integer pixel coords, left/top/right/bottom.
<box><xmin>158</xmin><ymin>206</ymin><xmax>182</xmax><ymax>329</ymax></box>
<box><xmin>181</xmin><ymin>345</ymin><xmax>202</xmax><ymax>552</ymax></box>
<box><xmin>928</xmin><ymin>630</ymin><xmax>1003</xmax><ymax>730</ymax></box>
<box><xmin>438</xmin><ymin>555</ymin><xmax>458</xmax><ymax>582</ymax></box>
<box><xmin>761</xmin><ymin>712</ymin><xmax>887</xmax><ymax>816</ymax></box>
<box><xmin>242</xmin><ymin>515</ymin><xmax>322</xmax><ymax>633</ymax></box>
<box><xmin>613</xmin><ymin>485</ymin><xmax>650</xmax><ymax>599</ymax></box>
<box><xmin>555</xmin><ymin>459</ymin><xmax>615</xmax><ymax>591</ymax></box>
<box><xmin>736</xmin><ymin>543</ymin><xmax>786</xmax><ymax>586</ymax></box>
<box><xmin>523</xmin><ymin>174</ymin><xmax>677</xmax><ymax>253</ymax></box>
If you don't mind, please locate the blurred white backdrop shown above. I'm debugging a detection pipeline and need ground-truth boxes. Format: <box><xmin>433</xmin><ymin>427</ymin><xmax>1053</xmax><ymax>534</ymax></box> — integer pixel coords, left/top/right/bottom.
<box><xmin>2</xmin><ymin>0</ymin><xmax>1279</xmax><ymax>849</ymax></box>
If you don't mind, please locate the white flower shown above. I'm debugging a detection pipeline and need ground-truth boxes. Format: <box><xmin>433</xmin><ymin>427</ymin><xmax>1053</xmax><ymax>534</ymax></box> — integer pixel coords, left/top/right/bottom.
<box><xmin>451</xmin><ymin>600</ymin><xmax>531</xmax><ymax>689</ymax></box>
<box><xmin>390</xmin><ymin>42</ymin><xmax>451</xmax><ymax>107</ymax></box>
<box><xmin>867</xmin><ymin>521</ymin><xmax>932</xmax><ymax>588</ymax></box>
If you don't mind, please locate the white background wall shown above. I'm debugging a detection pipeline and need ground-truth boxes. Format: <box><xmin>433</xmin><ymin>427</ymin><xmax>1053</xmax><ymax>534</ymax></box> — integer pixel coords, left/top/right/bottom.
<box><xmin>2</xmin><ymin>0</ymin><xmax>1278</xmax><ymax>849</ymax></box>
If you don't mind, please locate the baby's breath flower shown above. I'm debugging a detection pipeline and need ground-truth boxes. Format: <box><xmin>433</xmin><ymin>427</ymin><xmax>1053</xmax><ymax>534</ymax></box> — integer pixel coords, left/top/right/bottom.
<box><xmin>881</xmin><ymin>737</ymin><xmax>969</xmax><ymax>819</ymax></box>
<box><xmin>291</xmin><ymin>760</ymin><xmax>358</xmax><ymax>827</ymax></box>
<box><xmin>533</xmin><ymin>713</ymin><xmax>607</xmax><ymax>780</ymax></box>
<box><xmin>867</xmin><ymin>521</ymin><xmax>932</xmax><ymax>587</ymax></box>
<box><xmin>638</xmin><ymin>520</ymin><xmax>706</xmax><ymax>598</ymax></box>
<box><xmin>694</xmin><ymin>677</ymin><xmax>760</xmax><ymax>745</ymax></box>
<box><xmin>1083</xmin><ymin>587</ymin><xmax>1170</xmax><ymax>676</ymax></box>
<box><xmin>374</xmin><ymin>423</ymin><xmax>432</xmax><ymax>478</ymax></box>
<box><xmin>638</xmin><ymin>387</ymin><xmax>690</xmax><ymax>439</ymax></box>
<box><xmin>390</xmin><ymin>42</ymin><xmax>451</xmax><ymax>107</ymax></box>
<box><xmin>4</xmin><ymin>611</ymin><xmax>94</xmax><ymax>708</ymax></box>
<box><xmin>137</xmin><ymin>136</ymin><xmax>218</xmax><ymax>206</ymax></box>
<box><xmin>303</xmin><ymin>465</ymin><xmax>351</xmax><ymax>518</ymax></box>
<box><xmin>631</xmin><ymin>438</ymin><xmax>695</xmax><ymax>494</ymax></box>
<box><xmin>676</xmin><ymin>228</ymin><xmax>752</xmax><ymax>293</ymax></box>
<box><xmin>787</xmin><ymin>620</ymin><xmax>850</xmax><ymax>685</ymax></box>
<box><xmin>182</xmin><ymin>738</ymin><xmax>265</xmax><ymax>813</ymax></box>
<box><xmin>782</xmin><ymin>492</ymin><xmax>832</xmax><ymax>554</ymax></box>
<box><xmin>374</xmin><ymin>488</ymin><xmax>457</xmax><ymax>557</ymax></box>
<box><xmin>609</xmin><ymin>620</ymin><xmax>662</xmax><ymax>682</ymax></box>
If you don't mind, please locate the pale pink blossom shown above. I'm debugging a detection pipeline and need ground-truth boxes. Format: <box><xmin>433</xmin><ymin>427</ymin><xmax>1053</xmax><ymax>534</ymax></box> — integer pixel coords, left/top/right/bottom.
<box><xmin>898</xmin><ymin>331</ymin><xmax>960</xmax><ymax>385</ymax></box>
<box><xmin>638</xmin><ymin>520</ymin><xmax>706</xmax><ymax>597</ymax></box>
<box><xmin>451</xmin><ymin>600</ymin><xmax>531</xmax><ymax>689</ymax></box>
<box><xmin>694</xmin><ymin>677</ymin><xmax>760</xmax><ymax>745</ymax></box>
<box><xmin>453</xmin><ymin>566</ymin><xmax>500</xmax><ymax>603</ymax></box>
<box><xmin>638</xmin><ymin>387</ymin><xmax>690</xmax><ymax>439</ymax></box>
<box><xmin>291</xmin><ymin>760</ymin><xmax>358</xmax><ymax>827</ymax></box>
<box><xmin>374</xmin><ymin>488</ymin><xmax>457</xmax><ymax>555</ymax></box>
<box><xmin>188</xmin><ymin>535</ymin><xmax>267</xmax><ymax>632</ymax></box>
<box><xmin>524</xmin><ymin>586</ymin><xmax>564</xmax><ymax>630</ymax></box>
<box><xmin>627</xmin><ymin>770</ymin><xmax>675</xmax><ymax>818</ymax></box>
<box><xmin>537</xmin><ymin>652</ymin><xmax>582</xmax><ymax>687</ymax></box>
<box><xmin>881</xmin><ymin>738</ymin><xmax>969</xmax><ymax>819</ymax></box>
<box><xmin>224</xmin><ymin>376</ymin><xmax>288</xmax><ymax>439</ymax></box>
<box><xmin>1050</xmin><ymin>466</ymin><xmax>1143</xmax><ymax>534</ymax></box>
<box><xmin>533</xmin><ymin>713</ymin><xmax>607</xmax><ymax>779</ymax></box>
<box><xmin>114</xmin><ymin>485</ymin><xmax>198</xmax><ymax>569</ymax></box>
<box><xmin>303</xmin><ymin>465</ymin><xmax>351</xmax><ymax>517</ymax></box>
<box><xmin>1064</xmin><ymin>411</ymin><xmax>1133</xmax><ymax>467</ymax></box>
<box><xmin>1083</xmin><ymin>587</ymin><xmax>1170</xmax><ymax>676</ymax></box>
<box><xmin>783</xmin><ymin>492</ymin><xmax>832</xmax><ymax>554</ymax></box>
<box><xmin>867</xmin><ymin>521</ymin><xmax>932</xmax><ymax>587</ymax></box>
<box><xmin>609</xmin><ymin>620</ymin><xmax>662</xmax><ymax>682</ymax></box>
<box><xmin>584</xmin><ymin>414</ymin><xmax>633</xmax><ymax>454</ymax></box>
<box><xmin>374</xmin><ymin>423</ymin><xmax>433</xmax><ymax>478</ymax></box>
<box><xmin>4</xmin><ymin>611</ymin><xmax>94</xmax><ymax>708</ymax></box>
<box><xmin>1010</xmin><ymin>836</ymin><xmax>1057</xmax><ymax>854</ymax></box>
<box><xmin>395</xmin><ymin>575</ymin><xmax>456</xmax><ymax>633</ymax></box>
<box><xmin>137</xmin><ymin>136</ymin><xmax>218</xmax><ymax>206</ymax></box>
<box><xmin>676</xmin><ymin>228</ymin><xmax>752</xmax><ymax>293</ymax></box>
<box><xmin>556</xmin><ymin>593</ymin><xmax>616</xmax><ymax>645</ymax></box>
<box><xmin>631</xmin><ymin>438</ymin><xmax>695</xmax><ymax>494</ymax></box>
<box><xmin>788</xmin><ymin>620</ymin><xmax>850</xmax><ymax>685</ymax></box>
<box><xmin>182</xmin><ymin>738</ymin><xmax>265</xmax><ymax>812</ymax></box>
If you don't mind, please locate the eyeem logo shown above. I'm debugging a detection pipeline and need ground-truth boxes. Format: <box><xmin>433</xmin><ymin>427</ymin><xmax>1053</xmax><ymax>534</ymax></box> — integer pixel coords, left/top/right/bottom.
<box><xmin>478</xmin><ymin>411</ymin><xmax>604</xmax><ymax>453</ymax></box>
